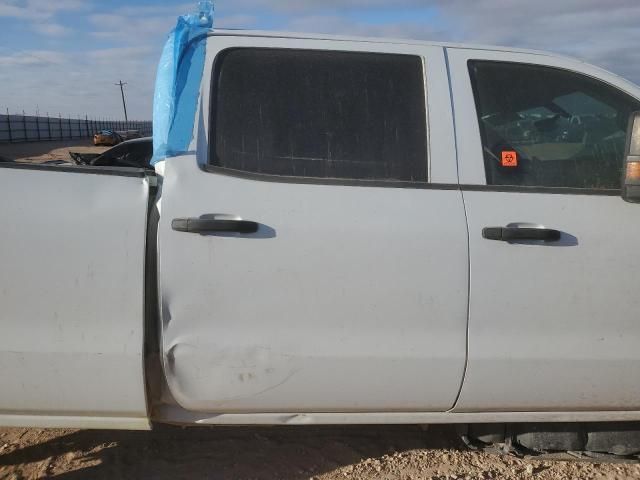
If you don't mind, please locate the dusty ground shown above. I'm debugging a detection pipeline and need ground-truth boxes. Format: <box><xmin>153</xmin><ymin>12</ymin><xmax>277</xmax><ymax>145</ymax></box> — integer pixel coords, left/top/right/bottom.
<box><xmin>0</xmin><ymin>140</ymin><xmax>107</xmax><ymax>163</ymax></box>
<box><xmin>1</xmin><ymin>140</ymin><xmax>640</xmax><ymax>479</ymax></box>
<box><xmin>1</xmin><ymin>425</ymin><xmax>639</xmax><ymax>480</ymax></box>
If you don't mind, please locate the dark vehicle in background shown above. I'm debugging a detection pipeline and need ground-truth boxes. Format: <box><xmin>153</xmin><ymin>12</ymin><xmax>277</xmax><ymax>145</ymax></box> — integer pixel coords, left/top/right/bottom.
<box><xmin>70</xmin><ymin>137</ymin><xmax>152</xmax><ymax>169</ymax></box>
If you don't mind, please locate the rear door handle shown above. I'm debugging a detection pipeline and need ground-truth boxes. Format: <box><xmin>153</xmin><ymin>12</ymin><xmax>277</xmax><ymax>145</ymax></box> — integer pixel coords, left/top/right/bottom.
<box><xmin>483</xmin><ymin>226</ymin><xmax>561</xmax><ymax>242</ymax></box>
<box><xmin>172</xmin><ymin>218</ymin><xmax>259</xmax><ymax>234</ymax></box>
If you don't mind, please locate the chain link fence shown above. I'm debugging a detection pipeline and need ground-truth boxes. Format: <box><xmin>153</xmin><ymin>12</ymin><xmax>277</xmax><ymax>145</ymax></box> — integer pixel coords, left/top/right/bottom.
<box><xmin>0</xmin><ymin>112</ymin><xmax>152</xmax><ymax>143</ymax></box>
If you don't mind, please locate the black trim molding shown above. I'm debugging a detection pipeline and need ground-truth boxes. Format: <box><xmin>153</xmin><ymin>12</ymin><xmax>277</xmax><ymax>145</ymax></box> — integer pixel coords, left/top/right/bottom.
<box><xmin>203</xmin><ymin>165</ymin><xmax>458</xmax><ymax>190</ymax></box>
<box><xmin>202</xmin><ymin>164</ymin><xmax>621</xmax><ymax>196</ymax></box>
<box><xmin>460</xmin><ymin>184</ymin><xmax>621</xmax><ymax>196</ymax></box>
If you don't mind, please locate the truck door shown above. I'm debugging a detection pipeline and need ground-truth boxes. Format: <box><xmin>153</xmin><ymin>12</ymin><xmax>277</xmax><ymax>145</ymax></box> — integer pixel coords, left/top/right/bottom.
<box><xmin>447</xmin><ymin>48</ymin><xmax>640</xmax><ymax>411</ymax></box>
<box><xmin>0</xmin><ymin>165</ymin><xmax>151</xmax><ymax>429</ymax></box>
<box><xmin>157</xmin><ymin>38</ymin><xmax>469</xmax><ymax>413</ymax></box>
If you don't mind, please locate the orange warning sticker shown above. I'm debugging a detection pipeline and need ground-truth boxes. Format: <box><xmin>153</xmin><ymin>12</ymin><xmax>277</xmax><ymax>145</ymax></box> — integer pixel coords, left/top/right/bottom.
<box><xmin>501</xmin><ymin>151</ymin><xmax>518</xmax><ymax>167</ymax></box>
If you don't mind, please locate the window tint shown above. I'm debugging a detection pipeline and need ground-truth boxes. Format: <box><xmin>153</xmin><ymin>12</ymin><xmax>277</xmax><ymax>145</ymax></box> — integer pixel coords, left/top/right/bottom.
<box><xmin>469</xmin><ymin>61</ymin><xmax>640</xmax><ymax>189</ymax></box>
<box><xmin>212</xmin><ymin>49</ymin><xmax>428</xmax><ymax>182</ymax></box>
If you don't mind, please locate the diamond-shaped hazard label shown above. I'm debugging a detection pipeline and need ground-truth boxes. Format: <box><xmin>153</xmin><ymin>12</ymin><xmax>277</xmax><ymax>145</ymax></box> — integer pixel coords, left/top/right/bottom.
<box><xmin>501</xmin><ymin>151</ymin><xmax>518</xmax><ymax>167</ymax></box>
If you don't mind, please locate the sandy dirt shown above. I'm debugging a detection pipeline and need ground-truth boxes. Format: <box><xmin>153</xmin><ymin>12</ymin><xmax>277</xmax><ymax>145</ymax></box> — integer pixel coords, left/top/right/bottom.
<box><xmin>1</xmin><ymin>425</ymin><xmax>639</xmax><ymax>480</ymax></box>
<box><xmin>0</xmin><ymin>140</ymin><xmax>108</xmax><ymax>163</ymax></box>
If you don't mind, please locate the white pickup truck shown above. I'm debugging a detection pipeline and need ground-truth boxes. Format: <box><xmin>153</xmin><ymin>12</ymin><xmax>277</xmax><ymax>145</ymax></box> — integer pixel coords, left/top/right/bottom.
<box><xmin>2</xmin><ymin>28</ymin><xmax>640</xmax><ymax>459</ymax></box>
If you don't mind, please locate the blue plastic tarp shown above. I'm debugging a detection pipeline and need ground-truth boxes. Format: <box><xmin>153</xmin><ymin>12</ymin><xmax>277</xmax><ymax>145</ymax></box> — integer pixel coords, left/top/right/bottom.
<box><xmin>151</xmin><ymin>1</ymin><xmax>214</xmax><ymax>165</ymax></box>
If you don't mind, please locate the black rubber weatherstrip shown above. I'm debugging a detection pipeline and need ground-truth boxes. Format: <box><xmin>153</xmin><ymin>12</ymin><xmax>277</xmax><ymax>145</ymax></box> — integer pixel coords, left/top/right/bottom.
<box><xmin>202</xmin><ymin>165</ymin><xmax>621</xmax><ymax>196</ymax></box>
<box><xmin>460</xmin><ymin>184</ymin><xmax>620</xmax><ymax>196</ymax></box>
<box><xmin>202</xmin><ymin>164</ymin><xmax>459</xmax><ymax>190</ymax></box>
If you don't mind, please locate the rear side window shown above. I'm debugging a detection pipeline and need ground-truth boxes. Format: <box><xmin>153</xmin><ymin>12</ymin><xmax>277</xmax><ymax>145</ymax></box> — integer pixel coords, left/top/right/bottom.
<box><xmin>211</xmin><ymin>49</ymin><xmax>428</xmax><ymax>182</ymax></box>
<box><xmin>469</xmin><ymin>61</ymin><xmax>640</xmax><ymax>189</ymax></box>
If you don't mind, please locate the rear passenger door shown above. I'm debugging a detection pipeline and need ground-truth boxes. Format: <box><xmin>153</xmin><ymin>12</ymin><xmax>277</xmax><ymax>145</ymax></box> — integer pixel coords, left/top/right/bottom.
<box><xmin>447</xmin><ymin>48</ymin><xmax>640</xmax><ymax>412</ymax></box>
<box><xmin>157</xmin><ymin>38</ymin><xmax>469</xmax><ymax>413</ymax></box>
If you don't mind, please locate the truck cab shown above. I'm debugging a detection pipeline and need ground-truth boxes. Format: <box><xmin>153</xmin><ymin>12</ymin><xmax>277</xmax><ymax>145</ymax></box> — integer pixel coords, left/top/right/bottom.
<box><xmin>157</xmin><ymin>31</ymin><xmax>640</xmax><ymax>419</ymax></box>
<box><xmin>2</xmin><ymin>28</ymin><xmax>640</xmax><ymax>457</ymax></box>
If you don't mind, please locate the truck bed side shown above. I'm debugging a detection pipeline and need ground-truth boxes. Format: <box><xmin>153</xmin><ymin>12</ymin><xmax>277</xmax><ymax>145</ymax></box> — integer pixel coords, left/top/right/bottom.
<box><xmin>0</xmin><ymin>163</ymin><xmax>153</xmax><ymax>430</ymax></box>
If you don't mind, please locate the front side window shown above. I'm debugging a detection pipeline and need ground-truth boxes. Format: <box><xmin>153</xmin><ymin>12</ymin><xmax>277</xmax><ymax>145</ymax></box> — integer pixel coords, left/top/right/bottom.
<box><xmin>469</xmin><ymin>61</ymin><xmax>640</xmax><ymax>189</ymax></box>
<box><xmin>211</xmin><ymin>49</ymin><xmax>428</xmax><ymax>183</ymax></box>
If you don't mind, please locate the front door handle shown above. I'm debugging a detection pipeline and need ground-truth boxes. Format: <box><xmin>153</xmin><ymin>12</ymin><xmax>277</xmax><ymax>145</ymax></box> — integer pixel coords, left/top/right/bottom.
<box><xmin>172</xmin><ymin>217</ymin><xmax>259</xmax><ymax>234</ymax></box>
<box><xmin>483</xmin><ymin>226</ymin><xmax>561</xmax><ymax>242</ymax></box>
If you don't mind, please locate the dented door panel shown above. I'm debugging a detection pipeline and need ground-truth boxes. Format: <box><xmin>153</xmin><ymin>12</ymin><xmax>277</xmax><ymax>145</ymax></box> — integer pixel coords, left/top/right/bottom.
<box><xmin>156</xmin><ymin>38</ymin><xmax>468</xmax><ymax>414</ymax></box>
<box><xmin>158</xmin><ymin>158</ymin><xmax>469</xmax><ymax>412</ymax></box>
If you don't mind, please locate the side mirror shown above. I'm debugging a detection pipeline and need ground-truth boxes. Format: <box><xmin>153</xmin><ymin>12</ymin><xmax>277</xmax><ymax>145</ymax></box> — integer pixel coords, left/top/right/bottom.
<box><xmin>623</xmin><ymin>111</ymin><xmax>640</xmax><ymax>203</ymax></box>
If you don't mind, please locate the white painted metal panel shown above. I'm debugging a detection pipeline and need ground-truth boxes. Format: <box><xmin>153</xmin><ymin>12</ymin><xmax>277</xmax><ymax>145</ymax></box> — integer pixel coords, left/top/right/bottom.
<box><xmin>447</xmin><ymin>47</ymin><xmax>640</xmax><ymax>411</ymax></box>
<box><xmin>0</xmin><ymin>166</ymin><xmax>150</xmax><ymax>426</ymax></box>
<box><xmin>159</xmin><ymin>159</ymin><xmax>468</xmax><ymax>412</ymax></box>
<box><xmin>153</xmin><ymin>405</ymin><xmax>640</xmax><ymax>426</ymax></box>
<box><xmin>157</xmin><ymin>37</ymin><xmax>468</xmax><ymax>414</ymax></box>
<box><xmin>457</xmin><ymin>192</ymin><xmax>640</xmax><ymax>411</ymax></box>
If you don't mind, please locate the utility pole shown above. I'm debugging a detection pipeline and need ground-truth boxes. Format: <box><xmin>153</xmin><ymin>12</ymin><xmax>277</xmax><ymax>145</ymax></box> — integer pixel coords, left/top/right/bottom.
<box><xmin>115</xmin><ymin>80</ymin><xmax>128</xmax><ymax>122</ymax></box>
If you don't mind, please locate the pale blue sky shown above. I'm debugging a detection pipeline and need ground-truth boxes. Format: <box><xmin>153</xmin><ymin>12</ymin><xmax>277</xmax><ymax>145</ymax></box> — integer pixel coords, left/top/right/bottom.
<box><xmin>1</xmin><ymin>0</ymin><xmax>639</xmax><ymax>119</ymax></box>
